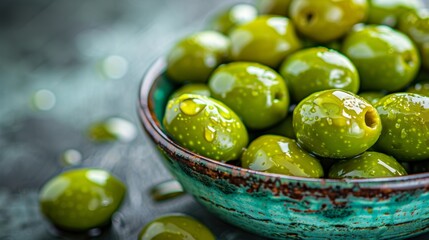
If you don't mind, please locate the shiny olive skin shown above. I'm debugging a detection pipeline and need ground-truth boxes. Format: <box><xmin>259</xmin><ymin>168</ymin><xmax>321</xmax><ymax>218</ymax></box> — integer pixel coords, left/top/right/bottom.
<box><xmin>359</xmin><ymin>91</ymin><xmax>386</xmax><ymax>105</ymax></box>
<box><xmin>257</xmin><ymin>0</ymin><xmax>292</xmax><ymax>16</ymax></box>
<box><xmin>289</xmin><ymin>0</ymin><xmax>368</xmax><ymax>43</ymax></box>
<box><xmin>342</xmin><ymin>25</ymin><xmax>420</xmax><ymax>92</ymax></box>
<box><xmin>279</xmin><ymin>47</ymin><xmax>360</xmax><ymax>103</ymax></box>
<box><xmin>229</xmin><ymin>15</ymin><xmax>301</xmax><ymax>68</ymax></box>
<box><xmin>208</xmin><ymin>62</ymin><xmax>289</xmax><ymax>129</ymax></box>
<box><xmin>242</xmin><ymin>135</ymin><xmax>324</xmax><ymax>177</ymax></box>
<box><xmin>169</xmin><ymin>84</ymin><xmax>211</xmax><ymax>99</ymax></box>
<box><xmin>264</xmin><ymin>115</ymin><xmax>295</xmax><ymax>139</ymax></box>
<box><xmin>211</xmin><ymin>4</ymin><xmax>257</xmax><ymax>34</ymax></box>
<box><xmin>328</xmin><ymin>151</ymin><xmax>407</xmax><ymax>178</ymax></box>
<box><xmin>374</xmin><ymin>93</ymin><xmax>429</xmax><ymax>161</ymax></box>
<box><xmin>138</xmin><ymin>214</ymin><xmax>215</xmax><ymax>240</ymax></box>
<box><xmin>367</xmin><ymin>0</ymin><xmax>422</xmax><ymax>27</ymax></box>
<box><xmin>398</xmin><ymin>9</ymin><xmax>429</xmax><ymax>71</ymax></box>
<box><xmin>406</xmin><ymin>81</ymin><xmax>429</xmax><ymax>96</ymax></box>
<box><xmin>166</xmin><ymin>31</ymin><xmax>230</xmax><ymax>83</ymax></box>
<box><xmin>163</xmin><ymin>94</ymin><xmax>248</xmax><ymax>161</ymax></box>
<box><xmin>293</xmin><ymin>89</ymin><xmax>382</xmax><ymax>159</ymax></box>
<box><xmin>39</xmin><ymin>169</ymin><xmax>126</xmax><ymax>231</ymax></box>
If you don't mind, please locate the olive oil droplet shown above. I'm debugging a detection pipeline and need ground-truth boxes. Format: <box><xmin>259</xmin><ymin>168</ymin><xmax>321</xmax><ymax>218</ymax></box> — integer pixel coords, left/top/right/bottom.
<box><xmin>180</xmin><ymin>98</ymin><xmax>206</xmax><ymax>116</ymax></box>
<box><xmin>204</xmin><ymin>126</ymin><xmax>216</xmax><ymax>142</ymax></box>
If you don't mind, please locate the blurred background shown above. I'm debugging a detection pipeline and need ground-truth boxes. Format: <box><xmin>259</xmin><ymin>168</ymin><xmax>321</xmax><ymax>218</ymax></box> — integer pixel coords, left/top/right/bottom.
<box><xmin>1</xmin><ymin>0</ymin><xmax>429</xmax><ymax>239</ymax></box>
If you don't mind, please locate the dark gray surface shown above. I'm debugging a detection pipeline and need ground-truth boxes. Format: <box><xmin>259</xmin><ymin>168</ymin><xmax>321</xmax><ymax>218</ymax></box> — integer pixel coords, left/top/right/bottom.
<box><xmin>1</xmin><ymin>1</ymin><xmax>429</xmax><ymax>240</ymax></box>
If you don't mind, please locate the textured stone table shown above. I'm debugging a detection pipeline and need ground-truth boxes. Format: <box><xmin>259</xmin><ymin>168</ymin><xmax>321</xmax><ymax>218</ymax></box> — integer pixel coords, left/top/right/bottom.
<box><xmin>0</xmin><ymin>0</ymin><xmax>428</xmax><ymax>239</ymax></box>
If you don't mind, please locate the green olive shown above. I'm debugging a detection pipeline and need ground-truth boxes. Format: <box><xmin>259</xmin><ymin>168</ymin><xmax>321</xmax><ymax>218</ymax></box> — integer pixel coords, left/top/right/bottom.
<box><xmin>406</xmin><ymin>81</ymin><xmax>429</xmax><ymax>96</ymax></box>
<box><xmin>358</xmin><ymin>91</ymin><xmax>386</xmax><ymax>105</ymax></box>
<box><xmin>293</xmin><ymin>89</ymin><xmax>382</xmax><ymax>158</ymax></box>
<box><xmin>289</xmin><ymin>0</ymin><xmax>368</xmax><ymax>43</ymax></box>
<box><xmin>257</xmin><ymin>0</ymin><xmax>292</xmax><ymax>16</ymax></box>
<box><xmin>367</xmin><ymin>0</ymin><xmax>423</xmax><ymax>27</ymax></box>
<box><xmin>169</xmin><ymin>84</ymin><xmax>211</xmax><ymax>99</ymax></box>
<box><xmin>229</xmin><ymin>15</ymin><xmax>302</xmax><ymax>68</ymax></box>
<box><xmin>398</xmin><ymin>8</ymin><xmax>429</xmax><ymax>71</ymax></box>
<box><xmin>342</xmin><ymin>25</ymin><xmax>420</xmax><ymax>91</ymax></box>
<box><xmin>328</xmin><ymin>151</ymin><xmax>407</xmax><ymax>178</ymax></box>
<box><xmin>39</xmin><ymin>168</ymin><xmax>126</xmax><ymax>231</ymax></box>
<box><xmin>166</xmin><ymin>31</ymin><xmax>230</xmax><ymax>83</ymax></box>
<box><xmin>208</xmin><ymin>62</ymin><xmax>289</xmax><ymax>129</ymax></box>
<box><xmin>163</xmin><ymin>94</ymin><xmax>248</xmax><ymax>161</ymax></box>
<box><xmin>211</xmin><ymin>4</ymin><xmax>258</xmax><ymax>34</ymax></box>
<box><xmin>242</xmin><ymin>135</ymin><xmax>324</xmax><ymax>177</ymax></box>
<box><xmin>374</xmin><ymin>93</ymin><xmax>429</xmax><ymax>161</ymax></box>
<box><xmin>279</xmin><ymin>47</ymin><xmax>360</xmax><ymax>103</ymax></box>
<box><xmin>138</xmin><ymin>214</ymin><xmax>215</xmax><ymax>240</ymax></box>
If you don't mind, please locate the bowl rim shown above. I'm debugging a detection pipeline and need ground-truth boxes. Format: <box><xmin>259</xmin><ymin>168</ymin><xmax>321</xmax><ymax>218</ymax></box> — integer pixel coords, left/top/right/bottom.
<box><xmin>138</xmin><ymin>57</ymin><xmax>429</xmax><ymax>188</ymax></box>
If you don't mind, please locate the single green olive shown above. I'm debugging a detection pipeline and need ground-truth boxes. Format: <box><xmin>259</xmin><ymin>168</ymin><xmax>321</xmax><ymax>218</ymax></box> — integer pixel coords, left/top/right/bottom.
<box><xmin>257</xmin><ymin>0</ymin><xmax>292</xmax><ymax>16</ymax></box>
<box><xmin>406</xmin><ymin>81</ymin><xmax>429</xmax><ymax>96</ymax></box>
<box><xmin>374</xmin><ymin>93</ymin><xmax>429</xmax><ymax>161</ymax></box>
<box><xmin>208</xmin><ymin>62</ymin><xmax>289</xmax><ymax>129</ymax></box>
<box><xmin>359</xmin><ymin>91</ymin><xmax>386</xmax><ymax>105</ymax></box>
<box><xmin>138</xmin><ymin>214</ymin><xmax>215</xmax><ymax>240</ymax></box>
<box><xmin>293</xmin><ymin>89</ymin><xmax>382</xmax><ymax>159</ymax></box>
<box><xmin>163</xmin><ymin>94</ymin><xmax>248</xmax><ymax>161</ymax></box>
<box><xmin>263</xmin><ymin>114</ymin><xmax>295</xmax><ymax>139</ymax></box>
<box><xmin>210</xmin><ymin>4</ymin><xmax>258</xmax><ymax>34</ymax></box>
<box><xmin>242</xmin><ymin>135</ymin><xmax>324</xmax><ymax>177</ymax></box>
<box><xmin>169</xmin><ymin>84</ymin><xmax>211</xmax><ymax>99</ymax></box>
<box><xmin>289</xmin><ymin>0</ymin><xmax>368</xmax><ymax>43</ymax></box>
<box><xmin>328</xmin><ymin>151</ymin><xmax>407</xmax><ymax>178</ymax></box>
<box><xmin>166</xmin><ymin>31</ymin><xmax>230</xmax><ymax>83</ymax></box>
<box><xmin>398</xmin><ymin>8</ymin><xmax>429</xmax><ymax>71</ymax></box>
<box><xmin>279</xmin><ymin>47</ymin><xmax>360</xmax><ymax>103</ymax></box>
<box><xmin>39</xmin><ymin>168</ymin><xmax>126</xmax><ymax>231</ymax></box>
<box><xmin>367</xmin><ymin>0</ymin><xmax>423</xmax><ymax>27</ymax></box>
<box><xmin>342</xmin><ymin>25</ymin><xmax>420</xmax><ymax>91</ymax></box>
<box><xmin>229</xmin><ymin>15</ymin><xmax>302</xmax><ymax>68</ymax></box>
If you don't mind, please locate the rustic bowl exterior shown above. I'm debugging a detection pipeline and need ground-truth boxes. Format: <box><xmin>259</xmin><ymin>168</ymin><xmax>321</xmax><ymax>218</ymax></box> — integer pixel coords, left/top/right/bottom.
<box><xmin>138</xmin><ymin>58</ymin><xmax>429</xmax><ymax>240</ymax></box>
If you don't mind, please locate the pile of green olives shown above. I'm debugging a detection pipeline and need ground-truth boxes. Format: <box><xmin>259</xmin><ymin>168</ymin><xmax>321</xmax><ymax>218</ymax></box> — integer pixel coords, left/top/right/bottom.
<box><xmin>163</xmin><ymin>0</ymin><xmax>429</xmax><ymax>181</ymax></box>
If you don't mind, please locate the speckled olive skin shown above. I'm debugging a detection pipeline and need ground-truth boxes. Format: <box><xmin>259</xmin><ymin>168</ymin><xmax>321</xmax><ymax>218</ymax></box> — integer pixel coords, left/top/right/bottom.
<box><xmin>406</xmin><ymin>81</ymin><xmax>429</xmax><ymax>96</ymax></box>
<box><xmin>374</xmin><ymin>93</ymin><xmax>429</xmax><ymax>161</ymax></box>
<box><xmin>39</xmin><ymin>169</ymin><xmax>126</xmax><ymax>231</ymax></box>
<box><xmin>169</xmin><ymin>83</ymin><xmax>211</xmax><ymax>99</ymax></box>
<box><xmin>264</xmin><ymin>115</ymin><xmax>295</xmax><ymax>139</ymax></box>
<box><xmin>399</xmin><ymin>9</ymin><xmax>429</xmax><ymax>71</ymax></box>
<box><xmin>328</xmin><ymin>151</ymin><xmax>407</xmax><ymax>178</ymax></box>
<box><xmin>342</xmin><ymin>25</ymin><xmax>420</xmax><ymax>92</ymax></box>
<box><xmin>163</xmin><ymin>94</ymin><xmax>248</xmax><ymax>161</ymax></box>
<box><xmin>211</xmin><ymin>4</ymin><xmax>257</xmax><ymax>34</ymax></box>
<box><xmin>229</xmin><ymin>16</ymin><xmax>302</xmax><ymax>68</ymax></box>
<box><xmin>367</xmin><ymin>0</ymin><xmax>422</xmax><ymax>27</ymax></box>
<box><xmin>359</xmin><ymin>91</ymin><xmax>386</xmax><ymax>105</ymax></box>
<box><xmin>257</xmin><ymin>0</ymin><xmax>292</xmax><ymax>16</ymax></box>
<box><xmin>166</xmin><ymin>31</ymin><xmax>230</xmax><ymax>83</ymax></box>
<box><xmin>138</xmin><ymin>214</ymin><xmax>215</xmax><ymax>240</ymax></box>
<box><xmin>289</xmin><ymin>0</ymin><xmax>368</xmax><ymax>43</ymax></box>
<box><xmin>208</xmin><ymin>62</ymin><xmax>289</xmax><ymax>130</ymax></box>
<box><xmin>293</xmin><ymin>89</ymin><xmax>382</xmax><ymax>159</ymax></box>
<box><xmin>279</xmin><ymin>47</ymin><xmax>360</xmax><ymax>103</ymax></box>
<box><xmin>242</xmin><ymin>135</ymin><xmax>324</xmax><ymax>177</ymax></box>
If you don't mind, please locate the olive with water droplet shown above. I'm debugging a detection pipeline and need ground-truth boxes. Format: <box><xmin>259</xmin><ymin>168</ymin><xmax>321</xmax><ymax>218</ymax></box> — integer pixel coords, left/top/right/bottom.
<box><xmin>39</xmin><ymin>168</ymin><xmax>126</xmax><ymax>231</ymax></box>
<box><xmin>279</xmin><ymin>47</ymin><xmax>360</xmax><ymax>103</ymax></box>
<box><xmin>138</xmin><ymin>214</ymin><xmax>215</xmax><ymax>240</ymax></box>
<box><xmin>242</xmin><ymin>135</ymin><xmax>324</xmax><ymax>177</ymax></box>
<box><xmin>169</xmin><ymin>83</ymin><xmax>211</xmax><ymax>100</ymax></box>
<box><xmin>210</xmin><ymin>4</ymin><xmax>257</xmax><ymax>34</ymax></box>
<box><xmin>374</xmin><ymin>93</ymin><xmax>429</xmax><ymax>161</ymax></box>
<box><xmin>166</xmin><ymin>31</ymin><xmax>230</xmax><ymax>83</ymax></box>
<box><xmin>163</xmin><ymin>94</ymin><xmax>248</xmax><ymax>161</ymax></box>
<box><xmin>228</xmin><ymin>15</ymin><xmax>302</xmax><ymax>68</ymax></box>
<box><xmin>209</xmin><ymin>62</ymin><xmax>289</xmax><ymax>129</ymax></box>
<box><xmin>342</xmin><ymin>25</ymin><xmax>420</xmax><ymax>92</ymax></box>
<box><xmin>293</xmin><ymin>89</ymin><xmax>382</xmax><ymax>159</ymax></box>
<box><xmin>328</xmin><ymin>151</ymin><xmax>407</xmax><ymax>178</ymax></box>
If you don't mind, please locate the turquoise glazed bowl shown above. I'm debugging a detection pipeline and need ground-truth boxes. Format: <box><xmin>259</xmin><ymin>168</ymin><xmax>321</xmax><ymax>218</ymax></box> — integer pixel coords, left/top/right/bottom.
<box><xmin>138</xmin><ymin>58</ymin><xmax>429</xmax><ymax>240</ymax></box>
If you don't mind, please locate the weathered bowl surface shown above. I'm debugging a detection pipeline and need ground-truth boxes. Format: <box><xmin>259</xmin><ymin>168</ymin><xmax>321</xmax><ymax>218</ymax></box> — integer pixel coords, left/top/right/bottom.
<box><xmin>138</xmin><ymin>58</ymin><xmax>429</xmax><ymax>240</ymax></box>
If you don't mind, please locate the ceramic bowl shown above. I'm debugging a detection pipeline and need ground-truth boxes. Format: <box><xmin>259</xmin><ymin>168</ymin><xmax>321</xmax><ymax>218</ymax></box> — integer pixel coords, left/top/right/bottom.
<box><xmin>138</xmin><ymin>58</ymin><xmax>429</xmax><ymax>240</ymax></box>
